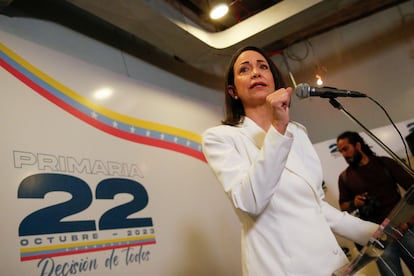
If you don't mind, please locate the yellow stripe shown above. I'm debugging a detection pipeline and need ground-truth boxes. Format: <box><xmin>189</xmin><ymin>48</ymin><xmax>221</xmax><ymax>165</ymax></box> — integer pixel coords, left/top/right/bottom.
<box><xmin>20</xmin><ymin>234</ymin><xmax>156</xmax><ymax>253</ymax></box>
<box><xmin>0</xmin><ymin>42</ymin><xmax>201</xmax><ymax>142</ymax></box>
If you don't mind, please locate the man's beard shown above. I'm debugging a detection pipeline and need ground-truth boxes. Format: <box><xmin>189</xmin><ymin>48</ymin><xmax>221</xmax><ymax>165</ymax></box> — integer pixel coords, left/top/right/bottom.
<box><xmin>346</xmin><ymin>151</ymin><xmax>363</xmax><ymax>168</ymax></box>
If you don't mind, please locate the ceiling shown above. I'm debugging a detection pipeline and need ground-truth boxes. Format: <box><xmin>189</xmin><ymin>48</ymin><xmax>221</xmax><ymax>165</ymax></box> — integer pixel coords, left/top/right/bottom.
<box><xmin>164</xmin><ymin>0</ymin><xmax>282</xmax><ymax>32</ymax></box>
<box><xmin>0</xmin><ymin>0</ymin><xmax>409</xmax><ymax>89</ymax></box>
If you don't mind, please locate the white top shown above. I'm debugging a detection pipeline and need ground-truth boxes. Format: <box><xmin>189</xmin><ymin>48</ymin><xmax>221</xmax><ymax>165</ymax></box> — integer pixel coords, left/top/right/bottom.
<box><xmin>202</xmin><ymin>117</ymin><xmax>378</xmax><ymax>276</ymax></box>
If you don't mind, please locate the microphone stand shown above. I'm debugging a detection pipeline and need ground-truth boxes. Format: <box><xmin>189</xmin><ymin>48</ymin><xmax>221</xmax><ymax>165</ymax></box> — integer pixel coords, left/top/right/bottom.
<box><xmin>328</xmin><ymin>98</ymin><xmax>414</xmax><ymax>177</ymax></box>
<box><xmin>329</xmin><ymin>97</ymin><xmax>414</xmax><ymax>276</ymax></box>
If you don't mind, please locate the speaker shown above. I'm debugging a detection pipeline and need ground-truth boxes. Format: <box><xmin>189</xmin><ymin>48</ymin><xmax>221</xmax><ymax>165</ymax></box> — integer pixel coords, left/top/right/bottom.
<box><xmin>405</xmin><ymin>132</ymin><xmax>414</xmax><ymax>156</ymax></box>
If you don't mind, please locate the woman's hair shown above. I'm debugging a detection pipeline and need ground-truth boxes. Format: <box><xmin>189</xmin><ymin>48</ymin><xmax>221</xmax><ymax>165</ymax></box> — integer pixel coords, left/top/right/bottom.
<box><xmin>337</xmin><ymin>131</ymin><xmax>376</xmax><ymax>156</ymax></box>
<box><xmin>222</xmin><ymin>46</ymin><xmax>285</xmax><ymax>126</ymax></box>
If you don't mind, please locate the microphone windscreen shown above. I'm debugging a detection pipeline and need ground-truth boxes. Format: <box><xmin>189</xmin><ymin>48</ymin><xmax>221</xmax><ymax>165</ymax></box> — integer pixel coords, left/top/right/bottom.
<box><xmin>295</xmin><ymin>83</ymin><xmax>310</xmax><ymax>98</ymax></box>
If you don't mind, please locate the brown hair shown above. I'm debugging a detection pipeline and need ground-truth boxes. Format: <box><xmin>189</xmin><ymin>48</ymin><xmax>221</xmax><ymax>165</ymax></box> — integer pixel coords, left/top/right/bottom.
<box><xmin>222</xmin><ymin>46</ymin><xmax>285</xmax><ymax>126</ymax></box>
<box><xmin>337</xmin><ymin>131</ymin><xmax>376</xmax><ymax>156</ymax></box>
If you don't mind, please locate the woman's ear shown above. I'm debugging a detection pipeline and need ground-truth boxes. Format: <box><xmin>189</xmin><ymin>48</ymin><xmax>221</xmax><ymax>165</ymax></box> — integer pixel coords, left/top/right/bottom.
<box><xmin>228</xmin><ymin>85</ymin><xmax>238</xmax><ymax>99</ymax></box>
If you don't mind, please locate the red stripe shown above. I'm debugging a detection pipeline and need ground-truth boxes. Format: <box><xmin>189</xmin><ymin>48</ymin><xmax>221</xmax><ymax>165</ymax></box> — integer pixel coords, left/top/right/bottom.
<box><xmin>0</xmin><ymin>57</ymin><xmax>207</xmax><ymax>162</ymax></box>
<box><xmin>20</xmin><ymin>240</ymin><xmax>156</xmax><ymax>262</ymax></box>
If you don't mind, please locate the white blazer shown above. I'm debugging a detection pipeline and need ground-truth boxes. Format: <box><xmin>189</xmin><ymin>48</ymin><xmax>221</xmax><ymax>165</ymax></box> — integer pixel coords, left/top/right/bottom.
<box><xmin>202</xmin><ymin>117</ymin><xmax>377</xmax><ymax>276</ymax></box>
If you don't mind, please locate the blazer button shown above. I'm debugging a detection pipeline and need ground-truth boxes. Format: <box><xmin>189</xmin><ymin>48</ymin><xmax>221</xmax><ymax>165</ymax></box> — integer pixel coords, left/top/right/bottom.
<box><xmin>333</xmin><ymin>249</ymin><xmax>339</xmax><ymax>255</ymax></box>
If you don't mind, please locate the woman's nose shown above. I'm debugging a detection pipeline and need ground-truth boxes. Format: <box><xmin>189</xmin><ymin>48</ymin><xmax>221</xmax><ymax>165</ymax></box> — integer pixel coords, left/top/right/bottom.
<box><xmin>251</xmin><ymin>68</ymin><xmax>260</xmax><ymax>78</ymax></box>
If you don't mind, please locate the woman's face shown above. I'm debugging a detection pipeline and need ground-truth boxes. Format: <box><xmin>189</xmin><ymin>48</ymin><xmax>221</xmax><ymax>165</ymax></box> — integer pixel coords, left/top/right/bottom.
<box><xmin>232</xmin><ymin>50</ymin><xmax>275</xmax><ymax>105</ymax></box>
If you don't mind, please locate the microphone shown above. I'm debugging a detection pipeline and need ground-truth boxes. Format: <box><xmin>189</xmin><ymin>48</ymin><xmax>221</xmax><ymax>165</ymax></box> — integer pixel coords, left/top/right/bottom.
<box><xmin>295</xmin><ymin>83</ymin><xmax>367</xmax><ymax>98</ymax></box>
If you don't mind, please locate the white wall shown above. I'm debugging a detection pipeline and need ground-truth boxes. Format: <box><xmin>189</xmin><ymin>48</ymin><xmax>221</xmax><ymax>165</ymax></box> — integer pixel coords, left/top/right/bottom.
<box><xmin>0</xmin><ymin>15</ymin><xmax>240</xmax><ymax>276</ymax></box>
<box><xmin>272</xmin><ymin>1</ymin><xmax>414</xmax><ymax>143</ymax></box>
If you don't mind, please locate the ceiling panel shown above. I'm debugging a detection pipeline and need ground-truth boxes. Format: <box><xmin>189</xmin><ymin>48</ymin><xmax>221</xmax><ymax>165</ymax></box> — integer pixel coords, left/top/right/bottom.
<box><xmin>0</xmin><ymin>0</ymin><xmax>409</xmax><ymax>89</ymax></box>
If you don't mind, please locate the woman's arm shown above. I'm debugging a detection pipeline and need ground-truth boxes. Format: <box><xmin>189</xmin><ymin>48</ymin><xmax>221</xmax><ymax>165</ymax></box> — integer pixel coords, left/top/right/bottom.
<box><xmin>202</xmin><ymin>125</ymin><xmax>293</xmax><ymax>215</ymax></box>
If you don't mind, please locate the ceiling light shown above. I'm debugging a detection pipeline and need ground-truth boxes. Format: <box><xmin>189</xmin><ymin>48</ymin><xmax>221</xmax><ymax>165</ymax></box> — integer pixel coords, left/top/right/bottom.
<box><xmin>315</xmin><ymin>74</ymin><xmax>323</xmax><ymax>86</ymax></box>
<box><xmin>210</xmin><ymin>3</ymin><xmax>229</xmax><ymax>20</ymax></box>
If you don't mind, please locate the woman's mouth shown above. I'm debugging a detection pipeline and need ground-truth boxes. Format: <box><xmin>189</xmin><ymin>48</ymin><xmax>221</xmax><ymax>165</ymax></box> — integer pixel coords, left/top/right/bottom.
<box><xmin>250</xmin><ymin>82</ymin><xmax>267</xmax><ymax>89</ymax></box>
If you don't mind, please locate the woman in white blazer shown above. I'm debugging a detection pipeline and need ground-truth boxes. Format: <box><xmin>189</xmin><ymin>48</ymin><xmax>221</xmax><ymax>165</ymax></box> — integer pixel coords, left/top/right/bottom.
<box><xmin>202</xmin><ymin>46</ymin><xmax>378</xmax><ymax>276</ymax></box>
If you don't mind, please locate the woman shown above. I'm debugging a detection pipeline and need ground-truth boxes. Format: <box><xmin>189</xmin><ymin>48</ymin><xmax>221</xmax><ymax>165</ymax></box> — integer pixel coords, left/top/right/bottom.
<box><xmin>202</xmin><ymin>46</ymin><xmax>378</xmax><ymax>275</ymax></box>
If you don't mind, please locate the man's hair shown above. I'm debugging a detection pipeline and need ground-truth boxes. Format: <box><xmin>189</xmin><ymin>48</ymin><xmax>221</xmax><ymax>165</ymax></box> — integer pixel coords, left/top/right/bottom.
<box><xmin>222</xmin><ymin>46</ymin><xmax>285</xmax><ymax>126</ymax></box>
<box><xmin>337</xmin><ymin>131</ymin><xmax>376</xmax><ymax>156</ymax></box>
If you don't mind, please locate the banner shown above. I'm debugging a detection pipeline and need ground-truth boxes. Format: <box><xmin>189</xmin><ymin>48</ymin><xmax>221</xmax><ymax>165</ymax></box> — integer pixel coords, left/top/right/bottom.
<box><xmin>0</xmin><ymin>27</ymin><xmax>240</xmax><ymax>276</ymax></box>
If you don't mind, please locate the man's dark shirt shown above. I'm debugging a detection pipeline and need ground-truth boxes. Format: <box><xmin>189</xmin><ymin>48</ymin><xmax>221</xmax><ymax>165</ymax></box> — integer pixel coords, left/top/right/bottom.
<box><xmin>338</xmin><ymin>156</ymin><xmax>413</xmax><ymax>224</ymax></box>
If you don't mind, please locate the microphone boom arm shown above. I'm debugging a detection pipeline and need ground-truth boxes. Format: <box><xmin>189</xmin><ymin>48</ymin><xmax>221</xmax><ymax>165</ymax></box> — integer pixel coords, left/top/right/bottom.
<box><xmin>328</xmin><ymin>98</ymin><xmax>414</xmax><ymax>178</ymax></box>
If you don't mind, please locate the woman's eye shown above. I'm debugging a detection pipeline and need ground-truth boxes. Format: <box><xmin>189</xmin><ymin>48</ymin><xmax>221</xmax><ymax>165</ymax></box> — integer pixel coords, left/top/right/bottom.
<box><xmin>239</xmin><ymin>67</ymin><xmax>249</xmax><ymax>73</ymax></box>
<box><xmin>260</xmin><ymin>64</ymin><xmax>269</xmax><ymax>70</ymax></box>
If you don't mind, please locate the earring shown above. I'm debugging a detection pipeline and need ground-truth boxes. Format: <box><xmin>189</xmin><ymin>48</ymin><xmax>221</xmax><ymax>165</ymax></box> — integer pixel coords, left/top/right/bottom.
<box><xmin>234</xmin><ymin>95</ymin><xmax>238</xmax><ymax>100</ymax></box>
